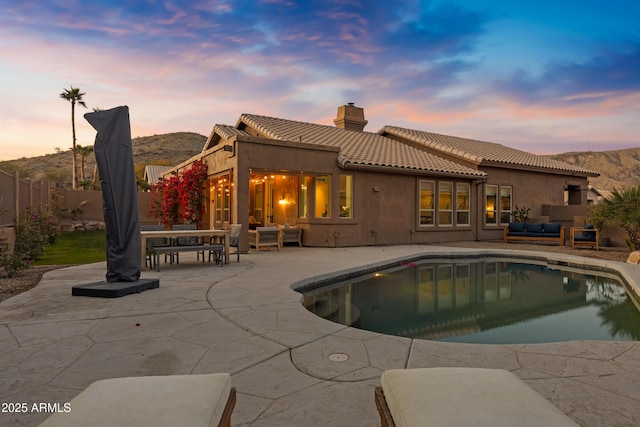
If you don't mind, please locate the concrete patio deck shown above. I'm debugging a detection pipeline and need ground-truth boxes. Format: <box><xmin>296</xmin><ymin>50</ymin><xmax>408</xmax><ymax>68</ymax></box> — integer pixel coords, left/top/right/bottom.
<box><xmin>1</xmin><ymin>245</ymin><xmax>640</xmax><ymax>426</ymax></box>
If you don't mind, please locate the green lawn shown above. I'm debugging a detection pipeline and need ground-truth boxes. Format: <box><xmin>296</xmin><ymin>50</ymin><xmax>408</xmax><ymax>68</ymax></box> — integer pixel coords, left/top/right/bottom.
<box><xmin>32</xmin><ymin>230</ymin><xmax>106</xmax><ymax>266</ymax></box>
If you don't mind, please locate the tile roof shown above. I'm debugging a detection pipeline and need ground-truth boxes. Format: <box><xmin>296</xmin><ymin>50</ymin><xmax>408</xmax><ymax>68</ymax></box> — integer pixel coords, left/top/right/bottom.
<box><xmin>380</xmin><ymin>126</ymin><xmax>598</xmax><ymax>176</ymax></box>
<box><xmin>239</xmin><ymin>114</ymin><xmax>486</xmax><ymax>178</ymax></box>
<box><xmin>213</xmin><ymin>124</ymin><xmax>251</xmax><ymax>140</ymax></box>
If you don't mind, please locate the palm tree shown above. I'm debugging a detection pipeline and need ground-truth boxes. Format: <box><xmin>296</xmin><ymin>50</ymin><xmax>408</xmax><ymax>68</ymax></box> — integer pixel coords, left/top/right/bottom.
<box><xmin>59</xmin><ymin>86</ymin><xmax>87</xmax><ymax>189</ymax></box>
<box><xmin>76</xmin><ymin>144</ymin><xmax>94</xmax><ymax>182</ymax></box>
<box><xmin>590</xmin><ymin>186</ymin><xmax>640</xmax><ymax>249</ymax></box>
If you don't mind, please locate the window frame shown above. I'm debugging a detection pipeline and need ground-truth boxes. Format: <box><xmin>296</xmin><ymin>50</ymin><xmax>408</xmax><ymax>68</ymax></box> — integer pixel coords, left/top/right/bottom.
<box><xmin>419</xmin><ymin>179</ymin><xmax>472</xmax><ymax>228</ymax></box>
<box><xmin>500</xmin><ymin>186</ymin><xmax>513</xmax><ymax>224</ymax></box>
<box><xmin>485</xmin><ymin>184</ymin><xmax>513</xmax><ymax>226</ymax></box>
<box><xmin>456</xmin><ymin>182</ymin><xmax>470</xmax><ymax>226</ymax></box>
<box><xmin>419</xmin><ymin>180</ymin><xmax>436</xmax><ymax>226</ymax></box>
<box><xmin>339</xmin><ymin>174</ymin><xmax>354</xmax><ymax>219</ymax></box>
<box><xmin>485</xmin><ymin>184</ymin><xmax>498</xmax><ymax>225</ymax></box>
<box><xmin>314</xmin><ymin>175</ymin><xmax>331</xmax><ymax>219</ymax></box>
<box><xmin>438</xmin><ymin>181</ymin><xmax>453</xmax><ymax>226</ymax></box>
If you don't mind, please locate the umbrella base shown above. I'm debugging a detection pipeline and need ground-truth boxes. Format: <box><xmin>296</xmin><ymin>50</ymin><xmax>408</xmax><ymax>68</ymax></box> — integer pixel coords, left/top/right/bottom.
<box><xmin>72</xmin><ymin>278</ymin><xmax>159</xmax><ymax>298</ymax></box>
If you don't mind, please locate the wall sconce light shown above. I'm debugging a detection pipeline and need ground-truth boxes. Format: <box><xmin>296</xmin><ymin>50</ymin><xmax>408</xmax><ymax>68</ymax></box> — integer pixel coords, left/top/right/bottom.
<box><xmin>279</xmin><ymin>195</ymin><xmax>288</xmax><ymax>205</ymax></box>
<box><xmin>223</xmin><ymin>145</ymin><xmax>233</xmax><ymax>152</ymax></box>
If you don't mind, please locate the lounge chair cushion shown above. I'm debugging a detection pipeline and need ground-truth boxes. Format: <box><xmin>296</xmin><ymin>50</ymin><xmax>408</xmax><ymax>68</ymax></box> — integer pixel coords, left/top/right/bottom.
<box><xmin>39</xmin><ymin>373</ymin><xmax>232</xmax><ymax>427</ymax></box>
<box><xmin>380</xmin><ymin>368</ymin><xmax>577</xmax><ymax>427</ymax></box>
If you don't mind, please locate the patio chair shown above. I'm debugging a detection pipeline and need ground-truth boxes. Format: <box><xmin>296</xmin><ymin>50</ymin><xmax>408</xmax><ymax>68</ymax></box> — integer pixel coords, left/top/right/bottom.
<box><xmin>570</xmin><ymin>224</ymin><xmax>599</xmax><ymax>250</ymax></box>
<box><xmin>279</xmin><ymin>224</ymin><xmax>302</xmax><ymax>247</ymax></box>
<box><xmin>375</xmin><ymin>368</ymin><xmax>577</xmax><ymax>427</ymax></box>
<box><xmin>228</xmin><ymin>224</ymin><xmax>242</xmax><ymax>262</ymax></box>
<box><xmin>172</xmin><ymin>223</ymin><xmax>205</xmax><ymax>263</ymax></box>
<box><xmin>141</xmin><ymin>224</ymin><xmax>172</xmax><ymax>269</ymax></box>
<box><xmin>39</xmin><ymin>373</ymin><xmax>236</xmax><ymax>427</ymax></box>
<box><xmin>208</xmin><ymin>224</ymin><xmax>242</xmax><ymax>264</ymax></box>
<box><xmin>248</xmin><ymin>226</ymin><xmax>280</xmax><ymax>251</ymax></box>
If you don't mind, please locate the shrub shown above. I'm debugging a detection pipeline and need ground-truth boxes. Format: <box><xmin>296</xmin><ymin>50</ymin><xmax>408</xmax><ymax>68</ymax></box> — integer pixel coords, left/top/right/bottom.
<box><xmin>512</xmin><ymin>205</ymin><xmax>530</xmax><ymax>223</ymax></box>
<box><xmin>590</xmin><ymin>186</ymin><xmax>640</xmax><ymax>250</ymax></box>
<box><xmin>0</xmin><ymin>206</ymin><xmax>61</xmax><ymax>278</ymax></box>
<box><xmin>14</xmin><ymin>207</ymin><xmax>49</xmax><ymax>262</ymax></box>
<box><xmin>0</xmin><ymin>242</ymin><xmax>30</xmax><ymax>278</ymax></box>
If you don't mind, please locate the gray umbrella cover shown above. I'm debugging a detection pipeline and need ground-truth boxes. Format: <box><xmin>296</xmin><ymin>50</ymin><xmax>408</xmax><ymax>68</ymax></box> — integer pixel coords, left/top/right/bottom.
<box><xmin>85</xmin><ymin>106</ymin><xmax>141</xmax><ymax>282</ymax></box>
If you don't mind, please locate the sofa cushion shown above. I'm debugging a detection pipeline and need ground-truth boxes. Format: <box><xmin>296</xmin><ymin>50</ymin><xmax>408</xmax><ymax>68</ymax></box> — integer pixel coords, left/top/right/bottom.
<box><xmin>39</xmin><ymin>373</ymin><xmax>232</xmax><ymax>427</ymax></box>
<box><xmin>543</xmin><ymin>222</ymin><xmax>561</xmax><ymax>235</ymax></box>
<box><xmin>583</xmin><ymin>224</ymin><xmax>597</xmax><ymax>239</ymax></box>
<box><xmin>525</xmin><ymin>223</ymin><xmax>543</xmax><ymax>234</ymax></box>
<box><xmin>508</xmin><ymin>222</ymin><xmax>525</xmax><ymax>233</ymax></box>
<box><xmin>380</xmin><ymin>368</ymin><xmax>577</xmax><ymax>427</ymax></box>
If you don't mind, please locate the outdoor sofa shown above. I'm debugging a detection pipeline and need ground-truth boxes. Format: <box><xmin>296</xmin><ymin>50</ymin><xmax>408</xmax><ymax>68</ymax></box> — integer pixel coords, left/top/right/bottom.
<box><xmin>503</xmin><ymin>222</ymin><xmax>565</xmax><ymax>245</ymax></box>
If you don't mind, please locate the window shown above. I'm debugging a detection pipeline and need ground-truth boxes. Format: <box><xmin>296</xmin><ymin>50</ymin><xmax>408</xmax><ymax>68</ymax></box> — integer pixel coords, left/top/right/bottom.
<box><xmin>500</xmin><ymin>186</ymin><xmax>512</xmax><ymax>224</ymax></box>
<box><xmin>485</xmin><ymin>184</ymin><xmax>512</xmax><ymax>226</ymax></box>
<box><xmin>339</xmin><ymin>175</ymin><xmax>353</xmax><ymax>218</ymax></box>
<box><xmin>456</xmin><ymin>183</ymin><xmax>470</xmax><ymax>225</ymax></box>
<box><xmin>314</xmin><ymin>175</ymin><xmax>331</xmax><ymax>218</ymax></box>
<box><xmin>419</xmin><ymin>180</ymin><xmax>435</xmax><ymax>225</ymax></box>
<box><xmin>485</xmin><ymin>185</ymin><xmax>498</xmax><ymax>225</ymax></box>
<box><xmin>298</xmin><ymin>176</ymin><xmax>308</xmax><ymax>218</ymax></box>
<box><xmin>254</xmin><ymin>183</ymin><xmax>263</xmax><ymax>222</ymax></box>
<box><xmin>420</xmin><ymin>180</ymin><xmax>471</xmax><ymax>227</ymax></box>
<box><xmin>214</xmin><ymin>174</ymin><xmax>232</xmax><ymax>225</ymax></box>
<box><xmin>439</xmin><ymin>182</ymin><xmax>453</xmax><ymax>225</ymax></box>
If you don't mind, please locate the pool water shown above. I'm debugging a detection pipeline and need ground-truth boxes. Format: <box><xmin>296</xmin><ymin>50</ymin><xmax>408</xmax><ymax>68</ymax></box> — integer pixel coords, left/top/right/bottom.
<box><xmin>302</xmin><ymin>259</ymin><xmax>640</xmax><ymax>344</ymax></box>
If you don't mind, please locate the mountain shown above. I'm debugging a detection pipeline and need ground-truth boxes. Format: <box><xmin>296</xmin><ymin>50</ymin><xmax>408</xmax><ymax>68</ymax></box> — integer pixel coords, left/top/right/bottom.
<box><xmin>545</xmin><ymin>147</ymin><xmax>640</xmax><ymax>190</ymax></box>
<box><xmin>2</xmin><ymin>131</ymin><xmax>639</xmax><ymax>191</ymax></box>
<box><xmin>0</xmin><ymin>132</ymin><xmax>206</xmax><ymax>183</ymax></box>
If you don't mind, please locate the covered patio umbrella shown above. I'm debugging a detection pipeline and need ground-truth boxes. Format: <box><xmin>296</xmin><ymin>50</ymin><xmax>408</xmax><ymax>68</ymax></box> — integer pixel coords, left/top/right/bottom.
<box><xmin>73</xmin><ymin>106</ymin><xmax>158</xmax><ymax>297</ymax></box>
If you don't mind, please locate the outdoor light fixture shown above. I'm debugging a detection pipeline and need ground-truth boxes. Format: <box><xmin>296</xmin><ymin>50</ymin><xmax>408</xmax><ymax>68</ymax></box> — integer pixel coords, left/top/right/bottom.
<box><xmin>223</xmin><ymin>145</ymin><xmax>233</xmax><ymax>152</ymax></box>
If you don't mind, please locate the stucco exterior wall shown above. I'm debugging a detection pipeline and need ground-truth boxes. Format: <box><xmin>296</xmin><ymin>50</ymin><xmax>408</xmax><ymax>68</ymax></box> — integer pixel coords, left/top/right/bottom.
<box><xmin>190</xmin><ymin>135</ymin><xmax>592</xmax><ymax>249</ymax></box>
<box><xmin>477</xmin><ymin>166</ymin><xmax>589</xmax><ymax>241</ymax></box>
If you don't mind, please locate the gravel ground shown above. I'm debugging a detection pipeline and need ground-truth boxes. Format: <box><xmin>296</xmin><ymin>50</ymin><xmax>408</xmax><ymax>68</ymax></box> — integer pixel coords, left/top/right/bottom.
<box><xmin>0</xmin><ymin>242</ymin><xmax>631</xmax><ymax>303</ymax></box>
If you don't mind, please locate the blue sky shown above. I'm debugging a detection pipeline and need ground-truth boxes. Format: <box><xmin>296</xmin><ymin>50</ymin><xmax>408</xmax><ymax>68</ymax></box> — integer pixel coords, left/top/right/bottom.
<box><xmin>1</xmin><ymin>0</ymin><xmax>639</xmax><ymax>160</ymax></box>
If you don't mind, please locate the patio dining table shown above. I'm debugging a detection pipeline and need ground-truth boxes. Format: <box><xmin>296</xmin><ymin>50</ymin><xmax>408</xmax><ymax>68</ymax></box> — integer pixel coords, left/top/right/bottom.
<box><xmin>140</xmin><ymin>229</ymin><xmax>230</xmax><ymax>269</ymax></box>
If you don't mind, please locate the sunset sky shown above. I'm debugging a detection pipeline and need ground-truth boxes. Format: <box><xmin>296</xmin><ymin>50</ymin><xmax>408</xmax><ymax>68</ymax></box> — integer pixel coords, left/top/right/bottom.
<box><xmin>1</xmin><ymin>1</ymin><xmax>639</xmax><ymax>160</ymax></box>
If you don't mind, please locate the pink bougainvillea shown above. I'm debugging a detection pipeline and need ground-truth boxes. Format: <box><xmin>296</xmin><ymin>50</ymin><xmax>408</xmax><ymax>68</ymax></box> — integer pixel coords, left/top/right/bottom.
<box><xmin>178</xmin><ymin>160</ymin><xmax>208</xmax><ymax>225</ymax></box>
<box><xmin>149</xmin><ymin>160</ymin><xmax>208</xmax><ymax>227</ymax></box>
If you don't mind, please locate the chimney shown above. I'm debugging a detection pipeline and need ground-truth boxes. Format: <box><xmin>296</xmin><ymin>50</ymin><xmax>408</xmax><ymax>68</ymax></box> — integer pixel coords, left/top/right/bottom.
<box><xmin>334</xmin><ymin>103</ymin><xmax>368</xmax><ymax>132</ymax></box>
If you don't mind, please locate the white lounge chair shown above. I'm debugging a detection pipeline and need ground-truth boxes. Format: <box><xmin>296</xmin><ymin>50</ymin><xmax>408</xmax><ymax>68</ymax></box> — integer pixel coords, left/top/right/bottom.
<box><xmin>39</xmin><ymin>373</ymin><xmax>236</xmax><ymax>427</ymax></box>
<box><xmin>375</xmin><ymin>368</ymin><xmax>577</xmax><ymax>427</ymax></box>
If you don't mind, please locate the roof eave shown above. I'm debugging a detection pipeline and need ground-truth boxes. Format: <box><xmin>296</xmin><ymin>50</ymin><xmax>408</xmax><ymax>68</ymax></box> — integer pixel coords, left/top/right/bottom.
<box><xmin>481</xmin><ymin>161</ymin><xmax>599</xmax><ymax>177</ymax></box>
<box><xmin>339</xmin><ymin>160</ymin><xmax>487</xmax><ymax>180</ymax></box>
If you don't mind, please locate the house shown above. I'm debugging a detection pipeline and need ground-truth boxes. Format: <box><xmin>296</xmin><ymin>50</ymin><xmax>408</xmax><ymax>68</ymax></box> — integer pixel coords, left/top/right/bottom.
<box><xmin>165</xmin><ymin>104</ymin><xmax>598</xmax><ymax>250</ymax></box>
<box><xmin>143</xmin><ymin>165</ymin><xmax>169</xmax><ymax>188</ymax></box>
<box><xmin>586</xmin><ymin>185</ymin><xmax>612</xmax><ymax>205</ymax></box>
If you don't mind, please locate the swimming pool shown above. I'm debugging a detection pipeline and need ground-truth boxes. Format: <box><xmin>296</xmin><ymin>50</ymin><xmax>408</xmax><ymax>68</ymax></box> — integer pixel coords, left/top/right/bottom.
<box><xmin>302</xmin><ymin>258</ymin><xmax>640</xmax><ymax>344</ymax></box>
